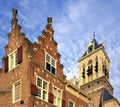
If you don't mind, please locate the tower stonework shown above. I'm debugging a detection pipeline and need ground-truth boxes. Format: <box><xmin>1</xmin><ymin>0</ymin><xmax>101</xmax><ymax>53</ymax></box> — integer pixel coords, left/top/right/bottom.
<box><xmin>78</xmin><ymin>38</ymin><xmax>114</xmax><ymax>107</ymax></box>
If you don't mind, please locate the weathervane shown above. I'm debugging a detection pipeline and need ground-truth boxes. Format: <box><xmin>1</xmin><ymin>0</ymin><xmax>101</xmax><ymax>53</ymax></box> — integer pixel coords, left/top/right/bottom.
<box><xmin>93</xmin><ymin>30</ymin><xmax>96</xmax><ymax>40</ymax></box>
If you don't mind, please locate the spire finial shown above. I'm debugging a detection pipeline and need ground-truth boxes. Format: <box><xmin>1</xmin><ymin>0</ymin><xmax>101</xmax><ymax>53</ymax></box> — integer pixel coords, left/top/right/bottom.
<box><xmin>11</xmin><ymin>8</ymin><xmax>18</xmax><ymax>29</ymax></box>
<box><xmin>93</xmin><ymin>30</ymin><xmax>96</xmax><ymax>40</ymax></box>
<box><xmin>12</xmin><ymin>8</ymin><xmax>18</xmax><ymax>19</ymax></box>
<box><xmin>47</xmin><ymin>17</ymin><xmax>52</xmax><ymax>24</ymax></box>
<box><xmin>46</xmin><ymin>17</ymin><xmax>54</xmax><ymax>34</ymax></box>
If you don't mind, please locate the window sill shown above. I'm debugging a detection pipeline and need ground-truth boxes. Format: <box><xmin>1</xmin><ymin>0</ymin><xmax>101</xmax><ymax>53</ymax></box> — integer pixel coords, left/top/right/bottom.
<box><xmin>8</xmin><ymin>64</ymin><xmax>19</xmax><ymax>72</ymax></box>
<box><xmin>45</xmin><ymin>68</ymin><xmax>56</xmax><ymax>77</ymax></box>
<box><xmin>12</xmin><ymin>99</ymin><xmax>21</xmax><ymax>104</ymax></box>
<box><xmin>35</xmin><ymin>96</ymin><xmax>48</xmax><ymax>102</ymax></box>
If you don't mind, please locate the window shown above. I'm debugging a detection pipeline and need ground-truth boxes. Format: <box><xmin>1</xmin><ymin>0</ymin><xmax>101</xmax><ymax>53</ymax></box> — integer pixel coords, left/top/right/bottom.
<box><xmin>75</xmin><ymin>80</ymin><xmax>79</xmax><ymax>86</ymax></box>
<box><xmin>3</xmin><ymin>46</ymin><xmax>22</xmax><ymax>73</ymax></box>
<box><xmin>88</xmin><ymin>45</ymin><xmax>93</xmax><ymax>53</ymax></box>
<box><xmin>68</xmin><ymin>100</ymin><xmax>75</xmax><ymax>107</ymax></box>
<box><xmin>45</xmin><ymin>53</ymin><xmax>56</xmax><ymax>75</ymax></box>
<box><xmin>9</xmin><ymin>50</ymin><xmax>18</xmax><ymax>70</ymax></box>
<box><xmin>53</xmin><ymin>86</ymin><xmax>62</xmax><ymax>107</ymax></box>
<box><xmin>36</xmin><ymin>76</ymin><xmax>48</xmax><ymax>101</ymax></box>
<box><xmin>7</xmin><ymin>46</ymin><xmax>22</xmax><ymax>72</ymax></box>
<box><xmin>87</xmin><ymin>60</ymin><xmax>93</xmax><ymax>76</ymax></box>
<box><xmin>95</xmin><ymin>57</ymin><xmax>98</xmax><ymax>72</ymax></box>
<box><xmin>82</xmin><ymin>68</ymin><xmax>85</xmax><ymax>78</ymax></box>
<box><xmin>15</xmin><ymin>51</ymin><xmax>18</xmax><ymax>66</ymax></box>
<box><xmin>12</xmin><ymin>80</ymin><xmax>21</xmax><ymax>103</ymax></box>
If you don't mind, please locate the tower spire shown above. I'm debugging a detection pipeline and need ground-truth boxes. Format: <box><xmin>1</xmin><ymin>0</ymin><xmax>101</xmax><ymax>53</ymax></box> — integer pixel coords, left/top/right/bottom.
<box><xmin>11</xmin><ymin>8</ymin><xmax>18</xmax><ymax>29</ymax></box>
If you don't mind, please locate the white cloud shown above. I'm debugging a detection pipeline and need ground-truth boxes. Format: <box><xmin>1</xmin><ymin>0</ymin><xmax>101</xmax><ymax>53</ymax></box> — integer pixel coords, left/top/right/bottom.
<box><xmin>0</xmin><ymin>0</ymin><xmax>120</xmax><ymax>102</ymax></box>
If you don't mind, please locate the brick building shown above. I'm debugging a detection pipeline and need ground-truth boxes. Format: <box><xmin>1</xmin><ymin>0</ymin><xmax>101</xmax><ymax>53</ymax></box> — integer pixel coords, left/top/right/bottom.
<box><xmin>0</xmin><ymin>8</ymin><xmax>88</xmax><ymax>107</ymax></box>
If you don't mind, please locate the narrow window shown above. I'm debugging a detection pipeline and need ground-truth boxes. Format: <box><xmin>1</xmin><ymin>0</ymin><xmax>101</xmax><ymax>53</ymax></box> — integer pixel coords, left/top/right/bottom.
<box><xmin>15</xmin><ymin>51</ymin><xmax>18</xmax><ymax>66</ymax></box>
<box><xmin>10</xmin><ymin>54</ymin><xmax>14</xmax><ymax>70</ymax></box>
<box><xmin>53</xmin><ymin>86</ymin><xmax>62</xmax><ymax>107</ymax></box>
<box><xmin>12</xmin><ymin>80</ymin><xmax>21</xmax><ymax>103</ymax></box>
<box><xmin>8</xmin><ymin>46</ymin><xmax>22</xmax><ymax>71</ymax></box>
<box><xmin>87</xmin><ymin>60</ymin><xmax>93</xmax><ymax>76</ymax></box>
<box><xmin>45</xmin><ymin>53</ymin><xmax>56</xmax><ymax>75</ymax></box>
<box><xmin>8</xmin><ymin>51</ymin><xmax>16</xmax><ymax>70</ymax></box>
<box><xmin>36</xmin><ymin>76</ymin><xmax>48</xmax><ymax>101</ymax></box>
<box><xmin>69</xmin><ymin>100</ymin><xmax>75</xmax><ymax>107</ymax></box>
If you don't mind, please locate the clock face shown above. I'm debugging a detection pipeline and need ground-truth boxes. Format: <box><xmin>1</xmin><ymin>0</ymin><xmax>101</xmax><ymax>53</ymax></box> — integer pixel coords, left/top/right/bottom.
<box><xmin>88</xmin><ymin>45</ymin><xmax>93</xmax><ymax>53</ymax></box>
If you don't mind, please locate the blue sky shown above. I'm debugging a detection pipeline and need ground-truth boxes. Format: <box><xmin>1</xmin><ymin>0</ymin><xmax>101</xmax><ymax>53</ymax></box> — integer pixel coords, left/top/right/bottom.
<box><xmin>0</xmin><ymin>0</ymin><xmax>120</xmax><ymax>102</ymax></box>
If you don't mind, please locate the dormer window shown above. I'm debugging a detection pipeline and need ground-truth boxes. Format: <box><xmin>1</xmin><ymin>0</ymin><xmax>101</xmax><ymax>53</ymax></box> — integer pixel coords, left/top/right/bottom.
<box><xmin>45</xmin><ymin>53</ymin><xmax>56</xmax><ymax>75</ymax></box>
<box><xmin>88</xmin><ymin>45</ymin><xmax>93</xmax><ymax>53</ymax></box>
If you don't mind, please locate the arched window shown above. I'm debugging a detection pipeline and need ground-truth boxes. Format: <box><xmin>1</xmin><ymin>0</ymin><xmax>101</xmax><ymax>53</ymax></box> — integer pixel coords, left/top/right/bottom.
<box><xmin>102</xmin><ymin>60</ymin><xmax>109</xmax><ymax>78</ymax></box>
<box><xmin>95</xmin><ymin>56</ymin><xmax>98</xmax><ymax>72</ymax></box>
<box><xmin>82</xmin><ymin>63</ymin><xmax>85</xmax><ymax>78</ymax></box>
<box><xmin>87</xmin><ymin>60</ymin><xmax>93</xmax><ymax>76</ymax></box>
<box><xmin>88</xmin><ymin>60</ymin><xmax>92</xmax><ymax>65</ymax></box>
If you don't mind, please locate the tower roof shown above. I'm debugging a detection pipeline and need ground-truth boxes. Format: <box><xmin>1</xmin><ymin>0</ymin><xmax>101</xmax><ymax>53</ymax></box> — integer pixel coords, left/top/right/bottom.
<box><xmin>99</xmin><ymin>88</ymin><xmax>114</xmax><ymax>107</ymax></box>
<box><xmin>81</xmin><ymin>38</ymin><xmax>100</xmax><ymax>57</ymax></box>
<box><xmin>102</xmin><ymin>88</ymin><xmax>114</xmax><ymax>102</ymax></box>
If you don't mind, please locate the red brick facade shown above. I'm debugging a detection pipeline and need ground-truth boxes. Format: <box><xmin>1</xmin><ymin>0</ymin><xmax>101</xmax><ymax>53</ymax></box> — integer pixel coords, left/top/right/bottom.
<box><xmin>0</xmin><ymin>8</ymin><xmax>88</xmax><ymax>107</ymax></box>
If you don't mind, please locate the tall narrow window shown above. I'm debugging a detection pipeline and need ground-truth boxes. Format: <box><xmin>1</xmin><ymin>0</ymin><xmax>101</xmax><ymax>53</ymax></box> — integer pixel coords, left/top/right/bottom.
<box><xmin>53</xmin><ymin>86</ymin><xmax>62</xmax><ymax>107</ymax></box>
<box><xmin>8</xmin><ymin>46</ymin><xmax>22</xmax><ymax>71</ymax></box>
<box><xmin>10</xmin><ymin>54</ymin><xmax>14</xmax><ymax>70</ymax></box>
<box><xmin>36</xmin><ymin>76</ymin><xmax>48</xmax><ymax>101</ymax></box>
<box><xmin>82</xmin><ymin>68</ymin><xmax>85</xmax><ymax>78</ymax></box>
<box><xmin>8</xmin><ymin>50</ymin><xmax>18</xmax><ymax>70</ymax></box>
<box><xmin>69</xmin><ymin>100</ymin><xmax>75</xmax><ymax>107</ymax></box>
<box><xmin>87</xmin><ymin>60</ymin><xmax>93</xmax><ymax>76</ymax></box>
<box><xmin>45</xmin><ymin>53</ymin><xmax>56</xmax><ymax>75</ymax></box>
<box><xmin>95</xmin><ymin>57</ymin><xmax>98</xmax><ymax>72</ymax></box>
<box><xmin>12</xmin><ymin>80</ymin><xmax>21</xmax><ymax>103</ymax></box>
<box><xmin>15</xmin><ymin>51</ymin><xmax>18</xmax><ymax>66</ymax></box>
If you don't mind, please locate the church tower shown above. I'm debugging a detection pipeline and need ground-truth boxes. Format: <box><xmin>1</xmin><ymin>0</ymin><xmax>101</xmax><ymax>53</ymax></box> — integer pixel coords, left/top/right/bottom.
<box><xmin>78</xmin><ymin>33</ymin><xmax>113</xmax><ymax>107</ymax></box>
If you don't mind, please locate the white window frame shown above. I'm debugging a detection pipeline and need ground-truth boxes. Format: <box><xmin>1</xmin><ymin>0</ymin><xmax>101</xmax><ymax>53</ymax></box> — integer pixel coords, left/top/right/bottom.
<box><xmin>53</xmin><ymin>86</ymin><xmax>62</xmax><ymax>107</ymax></box>
<box><xmin>8</xmin><ymin>49</ymin><xmax>18</xmax><ymax>71</ymax></box>
<box><xmin>36</xmin><ymin>76</ymin><xmax>49</xmax><ymax>101</ymax></box>
<box><xmin>12</xmin><ymin>79</ymin><xmax>21</xmax><ymax>103</ymax></box>
<box><xmin>45</xmin><ymin>52</ymin><xmax>56</xmax><ymax>75</ymax></box>
<box><xmin>68</xmin><ymin>99</ymin><xmax>75</xmax><ymax>107</ymax></box>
